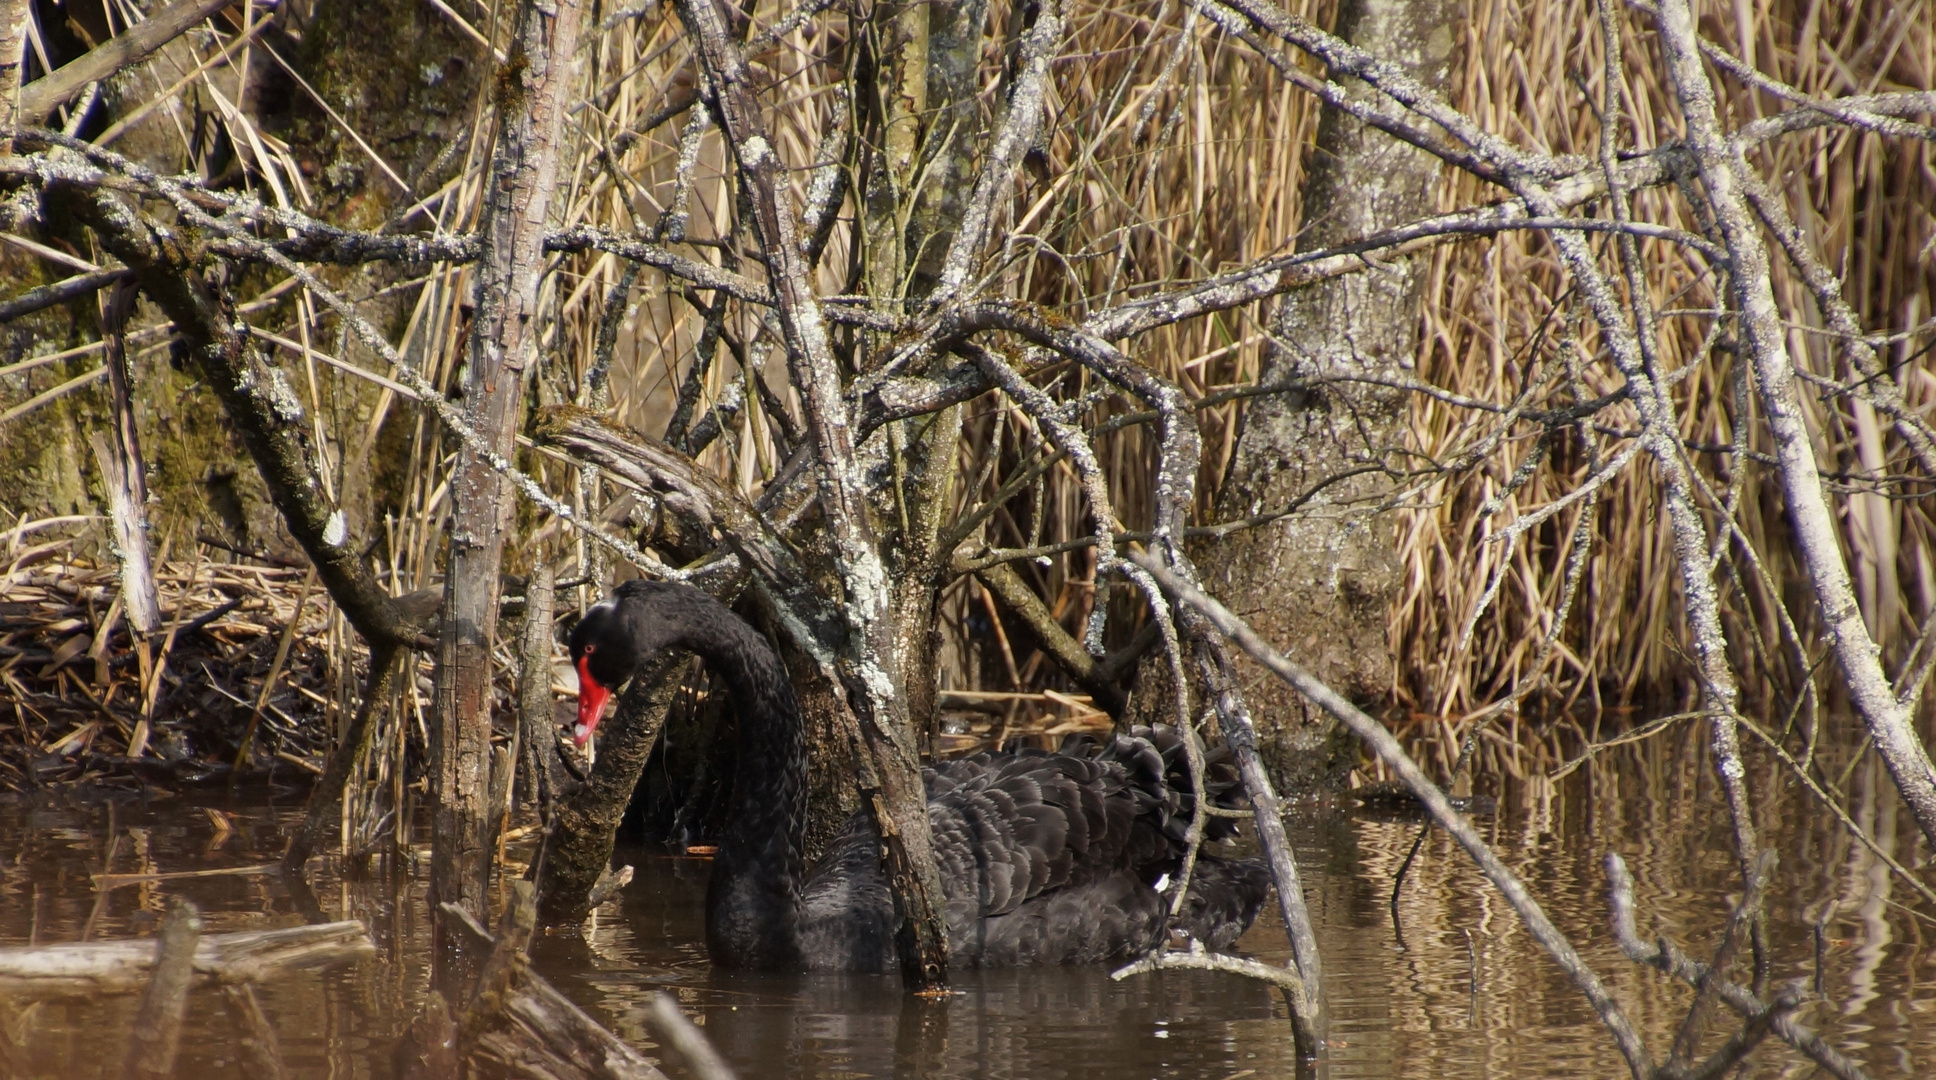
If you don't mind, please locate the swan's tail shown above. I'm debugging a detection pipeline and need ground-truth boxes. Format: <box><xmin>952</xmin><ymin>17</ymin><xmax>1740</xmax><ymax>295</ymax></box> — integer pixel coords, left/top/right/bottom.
<box><xmin>1172</xmin><ymin>855</ymin><xmax>1273</xmax><ymax>950</ymax></box>
<box><xmin>1074</xmin><ymin>724</ymin><xmax>1247</xmax><ymax>860</ymax></box>
<box><xmin>1068</xmin><ymin>725</ymin><xmax>1272</xmax><ymax>947</ymax></box>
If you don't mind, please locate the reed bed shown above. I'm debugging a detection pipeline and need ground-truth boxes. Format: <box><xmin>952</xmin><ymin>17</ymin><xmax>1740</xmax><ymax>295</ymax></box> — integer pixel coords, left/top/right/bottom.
<box><xmin>1391</xmin><ymin>0</ymin><xmax>1935</xmax><ymax>766</ymax></box>
<box><xmin>0</xmin><ymin>0</ymin><xmax>1929</xmax><ymax>790</ymax></box>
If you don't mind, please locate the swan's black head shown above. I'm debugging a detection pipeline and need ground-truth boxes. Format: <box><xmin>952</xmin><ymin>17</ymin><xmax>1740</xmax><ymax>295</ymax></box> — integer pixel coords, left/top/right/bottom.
<box><xmin>566</xmin><ymin>579</ymin><xmax>688</xmax><ymax>744</ymax></box>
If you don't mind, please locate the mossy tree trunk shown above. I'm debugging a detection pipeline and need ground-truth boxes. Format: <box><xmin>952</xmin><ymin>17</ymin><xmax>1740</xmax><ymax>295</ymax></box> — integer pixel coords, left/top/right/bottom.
<box><xmin>1191</xmin><ymin>0</ymin><xmax>1460</xmax><ymax>794</ymax></box>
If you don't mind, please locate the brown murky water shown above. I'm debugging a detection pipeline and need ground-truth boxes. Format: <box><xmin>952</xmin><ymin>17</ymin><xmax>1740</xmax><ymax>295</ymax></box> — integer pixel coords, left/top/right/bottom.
<box><xmin>2</xmin><ymin>726</ymin><xmax>1931</xmax><ymax>1078</ymax></box>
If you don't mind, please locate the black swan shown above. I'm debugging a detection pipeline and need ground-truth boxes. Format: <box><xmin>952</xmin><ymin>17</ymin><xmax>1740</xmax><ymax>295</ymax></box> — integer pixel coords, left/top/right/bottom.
<box><xmin>569</xmin><ymin>579</ymin><xmax>1272</xmax><ymax>971</ymax></box>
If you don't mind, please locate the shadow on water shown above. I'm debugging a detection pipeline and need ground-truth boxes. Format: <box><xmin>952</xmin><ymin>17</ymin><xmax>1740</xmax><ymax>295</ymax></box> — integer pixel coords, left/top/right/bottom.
<box><xmin>1</xmin><ymin>720</ymin><xmax>1931</xmax><ymax>1078</ymax></box>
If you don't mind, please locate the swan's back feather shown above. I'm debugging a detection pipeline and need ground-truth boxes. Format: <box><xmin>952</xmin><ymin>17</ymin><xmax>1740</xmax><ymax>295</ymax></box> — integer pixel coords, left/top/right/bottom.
<box><xmin>586</xmin><ymin>582</ymin><xmax>1271</xmax><ymax>972</ymax></box>
<box><xmin>796</xmin><ymin>725</ymin><xmax>1272</xmax><ymax>970</ymax></box>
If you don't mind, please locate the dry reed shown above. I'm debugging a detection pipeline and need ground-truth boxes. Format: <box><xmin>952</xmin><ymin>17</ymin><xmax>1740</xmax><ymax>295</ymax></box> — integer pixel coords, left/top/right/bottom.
<box><xmin>1</xmin><ymin>0</ymin><xmax>1929</xmax><ymax>788</ymax></box>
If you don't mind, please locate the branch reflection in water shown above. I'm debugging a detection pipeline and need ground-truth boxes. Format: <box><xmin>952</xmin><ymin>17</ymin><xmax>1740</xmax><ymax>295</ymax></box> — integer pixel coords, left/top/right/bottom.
<box><xmin>0</xmin><ymin>725</ymin><xmax>1924</xmax><ymax>1078</ymax></box>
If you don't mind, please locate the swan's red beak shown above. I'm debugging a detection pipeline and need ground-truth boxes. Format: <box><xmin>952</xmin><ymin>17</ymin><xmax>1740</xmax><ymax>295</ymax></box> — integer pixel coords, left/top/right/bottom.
<box><xmin>575</xmin><ymin>655</ymin><xmax>610</xmax><ymax>745</ymax></box>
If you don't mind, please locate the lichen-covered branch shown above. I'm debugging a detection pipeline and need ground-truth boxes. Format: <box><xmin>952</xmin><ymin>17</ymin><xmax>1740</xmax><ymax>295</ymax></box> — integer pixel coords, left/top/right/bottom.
<box><xmin>674</xmin><ymin>0</ymin><xmax>951</xmax><ymax>988</ymax></box>
<box><xmin>57</xmin><ymin>186</ymin><xmax>428</xmax><ymax>654</ymax></box>
<box><xmin>930</xmin><ymin>0</ymin><xmax>1064</xmax><ymax>299</ymax></box>
<box><xmin>1652</xmin><ymin>0</ymin><xmax>1936</xmax><ymax>849</ymax></box>
<box><xmin>432</xmin><ymin>0</ymin><xmax>588</xmax><ymax>986</ymax></box>
<box><xmin>1138</xmin><ymin>554</ymin><xmax>1655</xmax><ymax>1078</ymax></box>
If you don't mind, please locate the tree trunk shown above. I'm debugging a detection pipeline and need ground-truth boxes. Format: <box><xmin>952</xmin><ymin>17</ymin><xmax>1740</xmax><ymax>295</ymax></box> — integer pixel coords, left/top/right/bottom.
<box><xmin>887</xmin><ymin>0</ymin><xmax>985</xmax><ymax>748</ymax></box>
<box><xmin>432</xmin><ymin>0</ymin><xmax>586</xmax><ymax>990</ymax></box>
<box><xmin>675</xmin><ymin>0</ymin><xmax>952</xmax><ymax>989</ymax></box>
<box><xmin>1189</xmin><ymin>0</ymin><xmax>1458</xmax><ymax>793</ymax></box>
<box><xmin>535</xmin><ymin>656</ymin><xmax>687</xmax><ymax>924</ymax></box>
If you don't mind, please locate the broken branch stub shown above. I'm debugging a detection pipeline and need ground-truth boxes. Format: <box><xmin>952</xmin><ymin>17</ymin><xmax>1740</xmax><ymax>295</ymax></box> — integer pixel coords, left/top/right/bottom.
<box><xmin>119</xmin><ymin>899</ymin><xmax>201</xmax><ymax>1080</ymax></box>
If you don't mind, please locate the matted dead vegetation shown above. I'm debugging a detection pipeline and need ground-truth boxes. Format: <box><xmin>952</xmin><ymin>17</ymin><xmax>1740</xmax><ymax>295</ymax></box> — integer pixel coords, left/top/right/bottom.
<box><xmin>0</xmin><ymin>532</ymin><xmax>345</xmax><ymax>790</ymax></box>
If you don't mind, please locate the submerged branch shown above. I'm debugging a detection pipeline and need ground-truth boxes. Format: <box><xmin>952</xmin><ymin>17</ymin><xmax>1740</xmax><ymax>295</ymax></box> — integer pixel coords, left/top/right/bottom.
<box><xmin>1134</xmin><ymin>553</ymin><xmax>1654</xmax><ymax>1079</ymax></box>
<box><xmin>1606</xmin><ymin>855</ymin><xmax>1870</xmax><ymax>1080</ymax></box>
<box><xmin>1111</xmin><ymin>939</ymin><xmax>1308</xmax><ymax>1004</ymax></box>
<box><xmin>0</xmin><ymin>921</ymin><xmax>375</xmax><ymax>998</ymax></box>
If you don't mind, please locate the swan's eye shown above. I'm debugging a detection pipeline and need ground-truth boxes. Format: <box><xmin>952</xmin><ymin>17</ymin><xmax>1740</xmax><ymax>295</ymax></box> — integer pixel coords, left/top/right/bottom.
<box><xmin>582</xmin><ymin>644</ymin><xmax>596</xmax><ymax>656</ymax></box>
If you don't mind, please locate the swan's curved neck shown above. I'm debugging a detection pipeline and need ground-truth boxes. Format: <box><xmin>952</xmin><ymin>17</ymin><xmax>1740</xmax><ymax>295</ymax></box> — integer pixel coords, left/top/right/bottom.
<box><xmin>671</xmin><ymin>608</ymin><xmax>807</xmax><ymax>968</ymax></box>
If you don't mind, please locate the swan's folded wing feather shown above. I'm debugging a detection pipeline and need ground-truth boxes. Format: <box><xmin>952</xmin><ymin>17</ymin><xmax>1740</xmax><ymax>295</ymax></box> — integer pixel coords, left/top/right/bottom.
<box><xmin>1175</xmin><ymin>855</ymin><xmax>1273</xmax><ymax>950</ymax></box>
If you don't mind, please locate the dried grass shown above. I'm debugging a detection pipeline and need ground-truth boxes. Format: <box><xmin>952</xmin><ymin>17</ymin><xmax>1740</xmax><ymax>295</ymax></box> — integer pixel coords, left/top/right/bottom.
<box><xmin>1392</xmin><ymin>0</ymin><xmax>1936</xmax><ymax>732</ymax></box>
<box><xmin>4</xmin><ymin>0</ymin><xmax>1930</xmax><ymax>784</ymax></box>
<box><xmin>0</xmin><ymin>533</ymin><xmax>350</xmax><ymax>789</ymax></box>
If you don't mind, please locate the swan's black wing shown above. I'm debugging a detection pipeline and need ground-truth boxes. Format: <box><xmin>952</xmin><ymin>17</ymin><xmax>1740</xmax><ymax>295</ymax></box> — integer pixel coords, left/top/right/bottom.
<box><xmin>795</xmin><ymin>725</ymin><xmax>1271</xmax><ymax>969</ymax></box>
<box><xmin>922</xmin><ymin>748</ymin><xmax>1166</xmax><ymax>965</ymax></box>
<box><xmin>1082</xmin><ymin>726</ymin><xmax>1270</xmax><ymax>949</ymax></box>
<box><xmin>1174</xmin><ymin>855</ymin><xmax>1273</xmax><ymax>950</ymax></box>
<box><xmin>925</xmin><ymin>749</ymin><xmax>1139</xmax><ymax>914</ymax></box>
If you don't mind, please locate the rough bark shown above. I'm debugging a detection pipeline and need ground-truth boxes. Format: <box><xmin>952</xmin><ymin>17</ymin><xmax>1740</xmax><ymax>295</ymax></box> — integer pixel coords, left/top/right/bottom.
<box><xmin>883</xmin><ymin>0</ymin><xmax>985</xmax><ymax>754</ymax></box>
<box><xmin>534</xmin><ymin>654</ymin><xmax>687</xmax><ymax>924</ymax></box>
<box><xmin>860</xmin><ymin>1</ymin><xmax>927</xmax><ymax>303</ymax></box>
<box><xmin>0</xmin><ymin>0</ymin><xmax>29</xmax><ymax>155</ymax></box>
<box><xmin>431</xmin><ymin>0</ymin><xmax>586</xmax><ymax>989</ymax></box>
<box><xmin>674</xmin><ymin>0</ymin><xmax>951</xmax><ymax>989</ymax></box>
<box><xmin>518</xmin><ymin>565</ymin><xmax>567</xmax><ymax>813</ymax></box>
<box><xmin>1189</xmin><ymin>0</ymin><xmax>1458</xmax><ymax>793</ymax></box>
<box><xmin>905</xmin><ymin>0</ymin><xmax>990</xmax><ymax>294</ymax></box>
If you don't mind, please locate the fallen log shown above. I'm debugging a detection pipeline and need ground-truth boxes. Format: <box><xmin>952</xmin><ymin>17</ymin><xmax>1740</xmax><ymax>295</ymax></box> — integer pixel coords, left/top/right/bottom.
<box><xmin>436</xmin><ymin>889</ymin><xmax>667</xmax><ymax>1080</ymax></box>
<box><xmin>0</xmin><ymin>919</ymin><xmax>374</xmax><ymax>998</ymax></box>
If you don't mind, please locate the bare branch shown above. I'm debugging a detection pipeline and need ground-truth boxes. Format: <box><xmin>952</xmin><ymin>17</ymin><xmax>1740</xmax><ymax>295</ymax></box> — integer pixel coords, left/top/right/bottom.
<box><xmin>1136</xmin><ymin>553</ymin><xmax>1655</xmax><ymax>1078</ymax></box>
<box><xmin>1653</xmin><ymin>0</ymin><xmax>1936</xmax><ymax>849</ymax></box>
<box><xmin>0</xmin><ymin>267</ymin><xmax>134</xmax><ymax>322</ymax></box>
<box><xmin>58</xmin><ymin>186</ymin><xmax>429</xmax><ymax>652</ymax></box>
<box><xmin>1111</xmin><ymin>938</ymin><xmax>1308</xmax><ymax>1003</ymax></box>
<box><xmin>18</xmin><ymin>0</ymin><xmax>236</xmax><ymax>124</ymax></box>
<box><xmin>931</xmin><ymin>0</ymin><xmax>1065</xmax><ymax>299</ymax></box>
